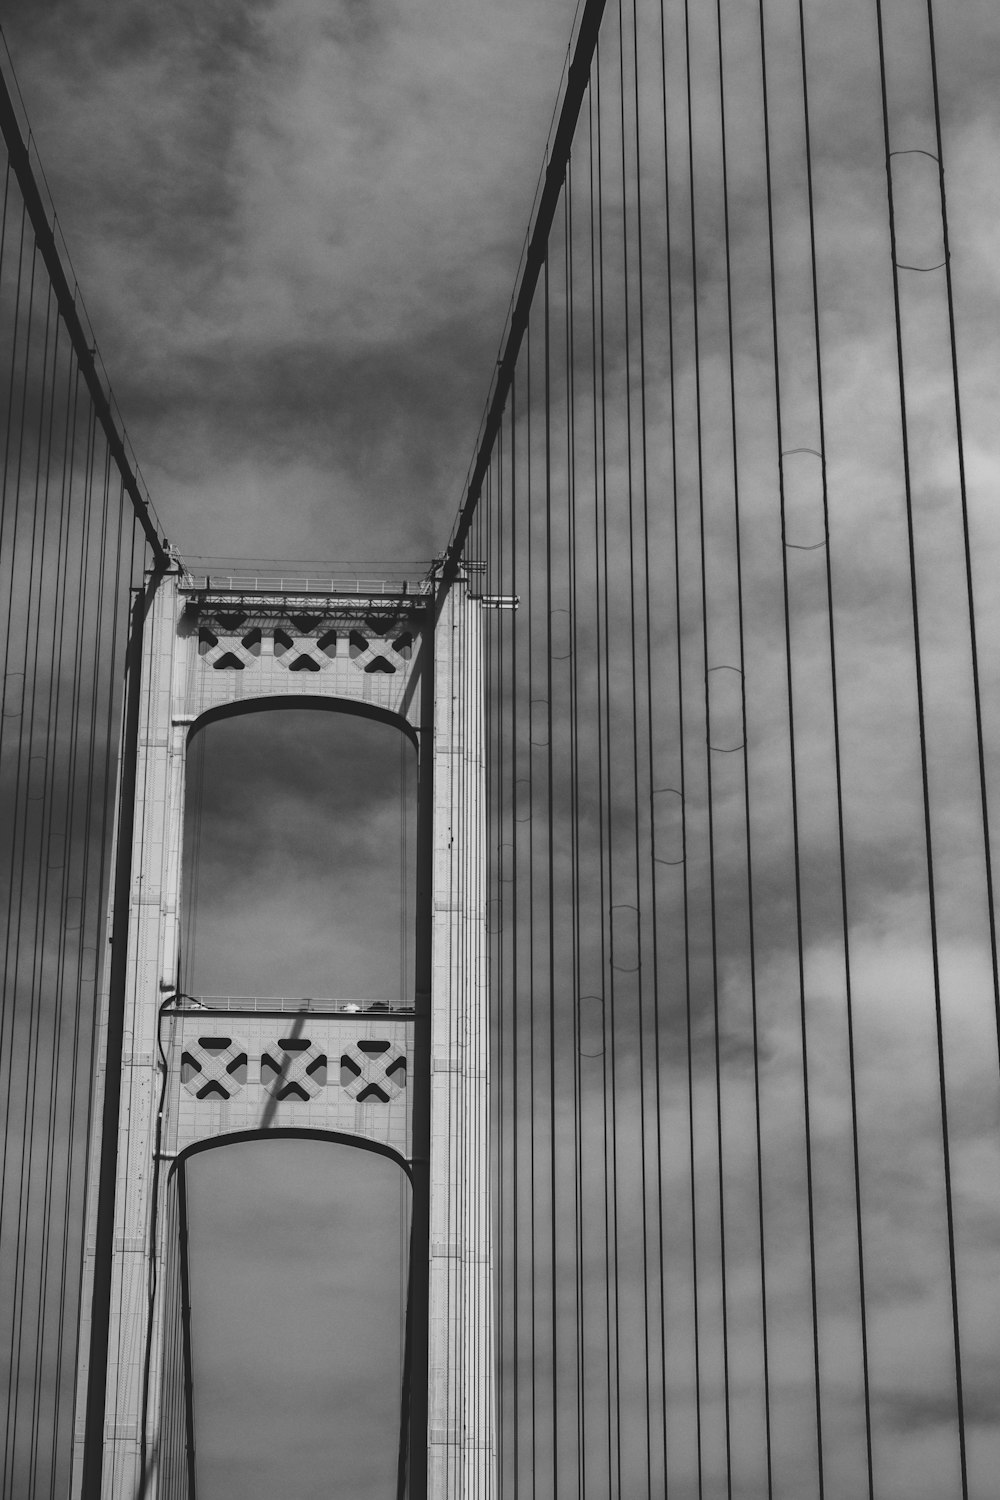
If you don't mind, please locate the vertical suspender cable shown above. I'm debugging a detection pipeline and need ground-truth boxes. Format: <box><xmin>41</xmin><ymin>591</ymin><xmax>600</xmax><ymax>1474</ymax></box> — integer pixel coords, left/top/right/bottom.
<box><xmin>923</xmin><ymin>0</ymin><xmax>1000</xmax><ymax>1066</ymax></box>
<box><xmin>543</xmin><ymin>240</ymin><xmax>561</xmax><ymax>1499</ymax></box>
<box><xmin>617</xmin><ymin>5</ymin><xmax>656</xmax><ymax>1486</ymax></box>
<box><xmin>755</xmin><ymin>1</ymin><xmax>828</xmax><ymax>1488</ymax></box>
<box><xmin>871</xmin><ymin>2</ymin><xmax>968</xmax><ymax>1491</ymax></box>
<box><xmin>711</xmin><ymin>3</ymin><xmax>777</xmax><ymax>1491</ymax></box>
<box><xmin>793</xmin><ymin>4</ymin><xmax>876</xmax><ymax>1491</ymax></box>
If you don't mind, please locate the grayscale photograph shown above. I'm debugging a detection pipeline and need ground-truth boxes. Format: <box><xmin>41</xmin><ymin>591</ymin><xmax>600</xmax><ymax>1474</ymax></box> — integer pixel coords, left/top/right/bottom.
<box><xmin>0</xmin><ymin>1</ymin><xmax>997</xmax><ymax>1497</ymax></box>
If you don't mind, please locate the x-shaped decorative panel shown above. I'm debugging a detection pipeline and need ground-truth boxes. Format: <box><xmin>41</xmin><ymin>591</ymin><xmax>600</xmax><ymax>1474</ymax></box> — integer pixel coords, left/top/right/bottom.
<box><xmin>260</xmin><ymin>1037</ymin><xmax>328</xmax><ymax>1100</ymax></box>
<box><xmin>340</xmin><ymin>1039</ymin><xmax>408</xmax><ymax>1101</ymax></box>
<box><xmin>180</xmin><ymin>1036</ymin><xmax>248</xmax><ymax>1100</ymax></box>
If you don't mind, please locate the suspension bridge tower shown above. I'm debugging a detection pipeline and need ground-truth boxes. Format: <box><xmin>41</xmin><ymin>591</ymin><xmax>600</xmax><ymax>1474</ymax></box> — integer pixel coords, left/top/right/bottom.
<box><xmin>71</xmin><ymin>564</ymin><xmax>494</xmax><ymax>1499</ymax></box>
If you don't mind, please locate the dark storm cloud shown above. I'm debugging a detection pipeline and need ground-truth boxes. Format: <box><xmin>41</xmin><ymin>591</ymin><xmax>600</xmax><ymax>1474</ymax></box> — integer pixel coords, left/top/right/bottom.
<box><xmin>4</xmin><ymin>0</ymin><xmax>581</xmax><ymax>558</ymax></box>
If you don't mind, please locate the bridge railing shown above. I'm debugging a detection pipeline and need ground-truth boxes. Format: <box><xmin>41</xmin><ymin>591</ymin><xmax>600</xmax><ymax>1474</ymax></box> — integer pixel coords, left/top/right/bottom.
<box><xmin>180</xmin><ymin>995</ymin><xmax>416</xmax><ymax>1014</ymax></box>
<box><xmin>179</xmin><ymin>559</ymin><xmax>435</xmax><ymax>597</ymax></box>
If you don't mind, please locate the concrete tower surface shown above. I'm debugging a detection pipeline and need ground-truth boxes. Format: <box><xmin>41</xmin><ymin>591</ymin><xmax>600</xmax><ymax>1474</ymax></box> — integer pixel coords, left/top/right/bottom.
<box><xmin>72</xmin><ymin>566</ymin><xmax>495</xmax><ymax>1499</ymax></box>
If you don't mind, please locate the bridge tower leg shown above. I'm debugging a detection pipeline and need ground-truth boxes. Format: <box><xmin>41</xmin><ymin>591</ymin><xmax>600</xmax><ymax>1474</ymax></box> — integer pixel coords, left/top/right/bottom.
<box><xmin>427</xmin><ymin>582</ymin><xmax>496</xmax><ymax>1499</ymax></box>
<box><xmin>70</xmin><ymin>568</ymin><xmax>495</xmax><ymax>1497</ymax></box>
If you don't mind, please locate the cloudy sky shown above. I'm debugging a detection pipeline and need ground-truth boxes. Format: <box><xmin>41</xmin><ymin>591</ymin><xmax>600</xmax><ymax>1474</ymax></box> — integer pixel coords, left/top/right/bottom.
<box><xmin>3</xmin><ymin>0</ymin><xmax>580</xmax><ymax>564</ymax></box>
<box><xmin>4</xmin><ymin>2</ymin><xmax>1000</xmax><ymax>1498</ymax></box>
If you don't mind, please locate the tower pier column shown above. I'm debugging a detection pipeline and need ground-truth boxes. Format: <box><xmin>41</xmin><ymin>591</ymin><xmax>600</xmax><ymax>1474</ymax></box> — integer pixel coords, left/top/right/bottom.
<box><xmin>73</xmin><ymin>577</ymin><xmax>183</xmax><ymax>1499</ymax></box>
<box><xmin>428</xmin><ymin>581</ymin><xmax>495</xmax><ymax>1499</ymax></box>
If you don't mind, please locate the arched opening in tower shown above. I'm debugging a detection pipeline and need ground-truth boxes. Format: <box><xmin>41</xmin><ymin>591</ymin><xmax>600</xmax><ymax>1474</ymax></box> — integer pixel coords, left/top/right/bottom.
<box><xmin>160</xmin><ymin>1134</ymin><xmax>412</xmax><ymax>1499</ymax></box>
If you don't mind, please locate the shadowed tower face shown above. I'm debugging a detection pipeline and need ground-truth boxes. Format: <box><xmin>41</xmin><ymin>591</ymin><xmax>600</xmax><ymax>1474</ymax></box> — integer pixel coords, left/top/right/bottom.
<box><xmin>72</xmin><ymin>569</ymin><xmax>495</xmax><ymax>1500</ymax></box>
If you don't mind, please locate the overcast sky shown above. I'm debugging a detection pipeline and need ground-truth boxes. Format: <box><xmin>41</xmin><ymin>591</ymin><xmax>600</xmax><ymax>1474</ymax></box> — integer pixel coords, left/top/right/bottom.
<box><xmin>4</xmin><ymin>0</ymin><xmax>580</xmax><ymax>564</ymax></box>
